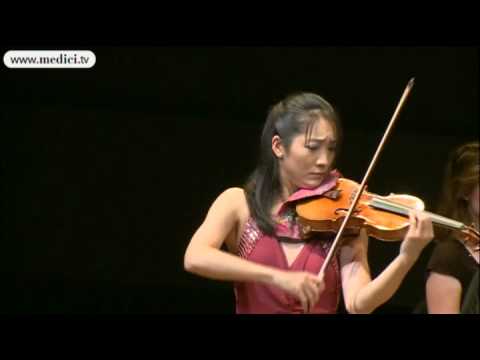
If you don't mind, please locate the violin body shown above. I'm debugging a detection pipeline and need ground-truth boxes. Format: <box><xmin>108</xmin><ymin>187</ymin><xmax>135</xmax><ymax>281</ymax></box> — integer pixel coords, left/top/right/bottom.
<box><xmin>296</xmin><ymin>178</ymin><xmax>425</xmax><ymax>241</ymax></box>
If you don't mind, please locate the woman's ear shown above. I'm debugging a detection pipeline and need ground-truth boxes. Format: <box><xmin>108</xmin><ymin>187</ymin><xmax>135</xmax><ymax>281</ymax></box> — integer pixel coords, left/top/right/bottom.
<box><xmin>272</xmin><ymin>135</ymin><xmax>284</xmax><ymax>159</ymax></box>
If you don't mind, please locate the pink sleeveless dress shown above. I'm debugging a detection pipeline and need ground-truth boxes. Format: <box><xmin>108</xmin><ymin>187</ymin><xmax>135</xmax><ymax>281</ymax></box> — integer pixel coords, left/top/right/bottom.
<box><xmin>234</xmin><ymin>171</ymin><xmax>342</xmax><ymax>314</ymax></box>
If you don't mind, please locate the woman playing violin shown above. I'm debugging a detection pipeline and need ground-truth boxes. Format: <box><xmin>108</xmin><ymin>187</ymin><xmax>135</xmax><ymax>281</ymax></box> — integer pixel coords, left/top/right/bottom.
<box><xmin>425</xmin><ymin>141</ymin><xmax>479</xmax><ymax>314</ymax></box>
<box><xmin>184</xmin><ymin>92</ymin><xmax>434</xmax><ymax>314</ymax></box>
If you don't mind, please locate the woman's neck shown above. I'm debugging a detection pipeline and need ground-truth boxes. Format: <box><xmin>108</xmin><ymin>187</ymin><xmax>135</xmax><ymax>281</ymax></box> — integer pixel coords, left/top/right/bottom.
<box><xmin>278</xmin><ymin>168</ymin><xmax>297</xmax><ymax>203</ymax></box>
<box><xmin>271</xmin><ymin>182</ymin><xmax>296</xmax><ymax>217</ymax></box>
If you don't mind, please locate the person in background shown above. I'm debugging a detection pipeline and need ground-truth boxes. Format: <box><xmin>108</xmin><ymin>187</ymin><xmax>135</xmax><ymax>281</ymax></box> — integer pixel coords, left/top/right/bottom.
<box><xmin>426</xmin><ymin>141</ymin><xmax>479</xmax><ymax>314</ymax></box>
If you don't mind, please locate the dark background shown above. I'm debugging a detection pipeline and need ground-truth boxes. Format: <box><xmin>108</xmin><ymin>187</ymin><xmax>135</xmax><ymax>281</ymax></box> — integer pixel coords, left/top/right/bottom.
<box><xmin>1</xmin><ymin>46</ymin><xmax>478</xmax><ymax>314</ymax></box>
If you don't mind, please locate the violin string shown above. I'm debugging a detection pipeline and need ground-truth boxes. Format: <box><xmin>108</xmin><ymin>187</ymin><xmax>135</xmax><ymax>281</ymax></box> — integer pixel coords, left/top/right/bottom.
<box><xmin>371</xmin><ymin>197</ymin><xmax>479</xmax><ymax>250</ymax></box>
<box><xmin>370</xmin><ymin>196</ymin><xmax>464</xmax><ymax>230</ymax></box>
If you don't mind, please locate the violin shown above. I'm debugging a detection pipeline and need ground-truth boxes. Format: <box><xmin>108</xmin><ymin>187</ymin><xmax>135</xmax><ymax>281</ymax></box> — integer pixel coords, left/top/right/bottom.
<box><xmin>313</xmin><ymin>78</ymin><xmax>479</xmax><ymax>277</ymax></box>
<box><xmin>296</xmin><ymin>177</ymin><xmax>480</xmax><ymax>249</ymax></box>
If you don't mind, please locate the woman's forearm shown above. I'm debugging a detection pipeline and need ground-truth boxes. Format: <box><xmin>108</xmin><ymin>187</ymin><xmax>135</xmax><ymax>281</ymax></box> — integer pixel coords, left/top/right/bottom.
<box><xmin>354</xmin><ymin>253</ymin><xmax>417</xmax><ymax>313</ymax></box>
<box><xmin>184</xmin><ymin>245</ymin><xmax>280</xmax><ymax>285</ymax></box>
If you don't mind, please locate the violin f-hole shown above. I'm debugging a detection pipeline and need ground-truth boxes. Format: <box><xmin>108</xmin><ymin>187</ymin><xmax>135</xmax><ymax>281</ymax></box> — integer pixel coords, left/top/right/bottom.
<box><xmin>335</xmin><ymin>207</ymin><xmax>361</xmax><ymax>216</ymax></box>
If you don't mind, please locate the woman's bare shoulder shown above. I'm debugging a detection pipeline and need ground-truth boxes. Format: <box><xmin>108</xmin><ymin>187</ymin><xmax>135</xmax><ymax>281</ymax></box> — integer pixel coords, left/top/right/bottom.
<box><xmin>215</xmin><ymin>187</ymin><xmax>249</xmax><ymax>217</ymax></box>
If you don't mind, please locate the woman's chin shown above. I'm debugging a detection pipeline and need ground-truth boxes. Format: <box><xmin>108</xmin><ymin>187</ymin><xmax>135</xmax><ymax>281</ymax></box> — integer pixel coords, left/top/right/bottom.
<box><xmin>301</xmin><ymin>179</ymin><xmax>324</xmax><ymax>189</ymax></box>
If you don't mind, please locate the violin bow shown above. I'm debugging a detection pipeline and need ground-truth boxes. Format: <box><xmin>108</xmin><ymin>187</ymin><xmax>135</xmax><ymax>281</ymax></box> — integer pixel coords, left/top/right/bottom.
<box><xmin>318</xmin><ymin>78</ymin><xmax>416</xmax><ymax>279</ymax></box>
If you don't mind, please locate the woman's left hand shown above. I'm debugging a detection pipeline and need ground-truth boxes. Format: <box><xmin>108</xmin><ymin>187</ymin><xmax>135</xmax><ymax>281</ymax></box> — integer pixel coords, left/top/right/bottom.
<box><xmin>400</xmin><ymin>210</ymin><xmax>434</xmax><ymax>261</ymax></box>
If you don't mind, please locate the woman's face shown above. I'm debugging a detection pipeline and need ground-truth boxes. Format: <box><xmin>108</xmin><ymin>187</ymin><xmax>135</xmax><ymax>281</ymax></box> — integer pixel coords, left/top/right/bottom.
<box><xmin>275</xmin><ymin>117</ymin><xmax>337</xmax><ymax>190</ymax></box>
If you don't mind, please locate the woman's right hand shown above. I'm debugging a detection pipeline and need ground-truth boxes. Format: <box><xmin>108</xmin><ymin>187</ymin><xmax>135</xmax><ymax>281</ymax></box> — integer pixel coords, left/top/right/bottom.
<box><xmin>272</xmin><ymin>270</ymin><xmax>325</xmax><ymax>313</ymax></box>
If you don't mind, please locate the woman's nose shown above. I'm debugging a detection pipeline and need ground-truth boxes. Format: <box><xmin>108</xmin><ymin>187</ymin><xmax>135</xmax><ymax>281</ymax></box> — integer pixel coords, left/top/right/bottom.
<box><xmin>316</xmin><ymin>152</ymin><xmax>329</xmax><ymax>167</ymax></box>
